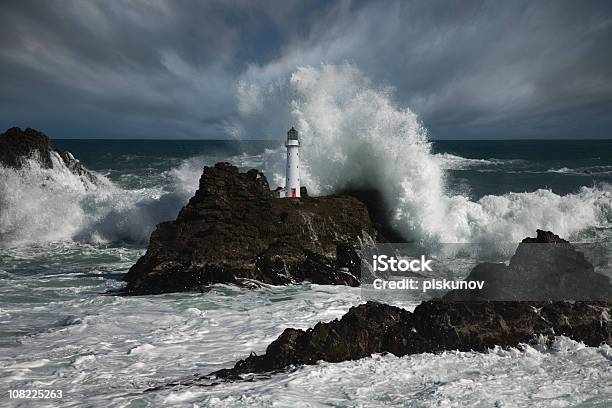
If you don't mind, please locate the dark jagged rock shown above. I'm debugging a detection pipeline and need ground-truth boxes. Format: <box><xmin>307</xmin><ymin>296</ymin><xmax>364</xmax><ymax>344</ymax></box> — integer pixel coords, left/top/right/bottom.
<box><xmin>124</xmin><ymin>162</ymin><xmax>381</xmax><ymax>294</ymax></box>
<box><xmin>0</xmin><ymin>127</ymin><xmax>53</xmax><ymax>168</ymax></box>
<box><xmin>183</xmin><ymin>230</ymin><xmax>611</xmax><ymax>382</ymax></box>
<box><xmin>337</xmin><ymin>188</ymin><xmax>405</xmax><ymax>242</ymax></box>
<box><xmin>443</xmin><ymin>229</ymin><xmax>612</xmax><ymax>301</ymax></box>
<box><xmin>0</xmin><ymin>127</ymin><xmax>99</xmax><ymax>185</ymax></box>
<box><xmin>205</xmin><ymin>300</ymin><xmax>611</xmax><ymax>380</ymax></box>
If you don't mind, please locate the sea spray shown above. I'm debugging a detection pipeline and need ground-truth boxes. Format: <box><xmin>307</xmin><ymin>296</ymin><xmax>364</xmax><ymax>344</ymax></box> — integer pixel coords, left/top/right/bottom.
<box><xmin>288</xmin><ymin>64</ymin><xmax>447</xmax><ymax>243</ymax></box>
<box><xmin>1</xmin><ymin>64</ymin><xmax>611</xmax><ymax>246</ymax></box>
<box><xmin>0</xmin><ymin>154</ymin><xmax>92</xmax><ymax>244</ymax></box>
<box><xmin>0</xmin><ymin>143</ymin><xmax>280</xmax><ymax>246</ymax></box>
<box><xmin>0</xmin><ymin>154</ymin><xmax>197</xmax><ymax>246</ymax></box>
<box><xmin>239</xmin><ymin>63</ymin><xmax>612</xmax><ymax>244</ymax></box>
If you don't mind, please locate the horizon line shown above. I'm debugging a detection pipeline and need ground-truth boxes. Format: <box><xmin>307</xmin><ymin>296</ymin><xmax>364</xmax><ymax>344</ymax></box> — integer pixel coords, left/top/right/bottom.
<box><xmin>51</xmin><ymin>137</ymin><xmax>612</xmax><ymax>141</ymax></box>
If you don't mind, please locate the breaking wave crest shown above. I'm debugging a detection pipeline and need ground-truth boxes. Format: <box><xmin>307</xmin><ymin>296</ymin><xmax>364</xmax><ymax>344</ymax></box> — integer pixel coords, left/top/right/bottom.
<box><xmin>433</xmin><ymin>153</ymin><xmax>525</xmax><ymax>170</ymax></box>
<box><xmin>240</xmin><ymin>64</ymin><xmax>612</xmax><ymax>243</ymax></box>
<box><xmin>0</xmin><ymin>153</ymin><xmax>200</xmax><ymax>246</ymax></box>
<box><xmin>547</xmin><ymin>165</ymin><xmax>612</xmax><ymax>176</ymax></box>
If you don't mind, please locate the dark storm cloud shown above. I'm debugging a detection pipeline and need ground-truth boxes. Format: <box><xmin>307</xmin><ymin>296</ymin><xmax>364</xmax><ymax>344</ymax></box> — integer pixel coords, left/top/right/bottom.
<box><xmin>0</xmin><ymin>0</ymin><xmax>611</xmax><ymax>139</ymax></box>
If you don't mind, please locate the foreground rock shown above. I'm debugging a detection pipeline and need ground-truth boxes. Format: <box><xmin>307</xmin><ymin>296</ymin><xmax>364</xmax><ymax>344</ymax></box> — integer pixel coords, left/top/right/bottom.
<box><xmin>202</xmin><ymin>300</ymin><xmax>611</xmax><ymax>381</ymax></box>
<box><xmin>0</xmin><ymin>127</ymin><xmax>99</xmax><ymax>185</ymax></box>
<box><xmin>124</xmin><ymin>162</ymin><xmax>382</xmax><ymax>294</ymax></box>
<box><xmin>191</xmin><ymin>230</ymin><xmax>611</xmax><ymax>381</ymax></box>
<box><xmin>443</xmin><ymin>230</ymin><xmax>612</xmax><ymax>301</ymax></box>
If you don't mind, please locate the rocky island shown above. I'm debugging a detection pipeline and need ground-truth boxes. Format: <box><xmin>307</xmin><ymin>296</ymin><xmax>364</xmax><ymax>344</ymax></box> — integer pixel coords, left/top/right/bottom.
<box><xmin>444</xmin><ymin>229</ymin><xmax>612</xmax><ymax>301</ymax></box>
<box><xmin>124</xmin><ymin>162</ymin><xmax>383</xmax><ymax>294</ymax></box>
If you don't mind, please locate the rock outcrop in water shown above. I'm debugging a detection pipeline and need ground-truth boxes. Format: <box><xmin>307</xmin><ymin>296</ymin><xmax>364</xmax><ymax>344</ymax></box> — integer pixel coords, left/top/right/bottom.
<box><xmin>443</xmin><ymin>229</ymin><xmax>612</xmax><ymax>301</ymax></box>
<box><xmin>199</xmin><ymin>300</ymin><xmax>611</xmax><ymax>381</ymax></box>
<box><xmin>191</xmin><ymin>230</ymin><xmax>612</xmax><ymax>381</ymax></box>
<box><xmin>0</xmin><ymin>127</ymin><xmax>99</xmax><ymax>185</ymax></box>
<box><xmin>124</xmin><ymin>162</ymin><xmax>382</xmax><ymax>294</ymax></box>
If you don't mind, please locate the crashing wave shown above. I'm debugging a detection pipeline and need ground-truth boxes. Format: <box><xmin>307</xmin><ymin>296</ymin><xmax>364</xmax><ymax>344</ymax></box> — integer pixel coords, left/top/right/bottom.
<box><xmin>0</xmin><ymin>127</ymin><xmax>100</xmax><ymax>188</ymax></box>
<box><xmin>0</xmin><ymin>128</ymin><xmax>200</xmax><ymax>246</ymax></box>
<box><xmin>237</xmin><ymin>64</ymin><xmax>612</xmax><ymax>244</ymax></box>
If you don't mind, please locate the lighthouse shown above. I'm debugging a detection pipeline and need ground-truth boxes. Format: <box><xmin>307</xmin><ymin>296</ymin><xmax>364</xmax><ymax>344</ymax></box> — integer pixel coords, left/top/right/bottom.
<box><xmin>284</xmin><ymin>126</ymin><xmax>300</xmax><ymax>198</ymax></box>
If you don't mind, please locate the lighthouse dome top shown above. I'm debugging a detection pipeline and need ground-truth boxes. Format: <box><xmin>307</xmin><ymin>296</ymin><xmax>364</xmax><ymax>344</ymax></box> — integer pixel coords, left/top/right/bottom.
<box><xmin>287</xmin><ymin>126</ymin><xmax>298</xmax><ymax>140</ymax></box>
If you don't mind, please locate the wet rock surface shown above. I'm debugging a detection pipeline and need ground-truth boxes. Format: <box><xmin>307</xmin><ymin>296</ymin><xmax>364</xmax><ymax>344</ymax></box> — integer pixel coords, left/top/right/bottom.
<box><xmin>443</xmin><ymin>229</ymin><xmax>612</xmax><ymax>301</ymax></box>
<box><xmin>204</xmin><ymin>299</ymin><xmax>611</xmax><ymax>381</ymax></box>
<box><xmin>185</xmin><ymin>230</ymin><xmax>612</xmax><ymax>382</ymax></box>
<box><xmin>124</xmin><ymin>162</ymin><xmax>382</xmax><ymax>294</ymax></box>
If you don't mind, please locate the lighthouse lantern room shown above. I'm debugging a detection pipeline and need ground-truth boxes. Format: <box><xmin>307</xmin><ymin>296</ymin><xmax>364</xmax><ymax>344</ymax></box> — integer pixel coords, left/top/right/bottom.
<box><xmin>284</xmin><ymin>126</ymin><xmax>300</xmax><ymax>198</ymax></box>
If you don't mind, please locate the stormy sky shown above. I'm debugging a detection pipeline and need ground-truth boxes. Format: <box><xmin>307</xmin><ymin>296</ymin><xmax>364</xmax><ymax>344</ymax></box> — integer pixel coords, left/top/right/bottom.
<box><xmin>1</xmin><ymin>0</ymin><xmax>611</xmax><ymax>139</ymax></box>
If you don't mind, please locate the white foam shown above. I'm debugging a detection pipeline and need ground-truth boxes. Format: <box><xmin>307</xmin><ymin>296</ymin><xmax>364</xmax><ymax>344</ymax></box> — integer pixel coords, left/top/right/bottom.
<box><xmin>434</xmin><ymin>153</ymin><xmax>519</xmax><ymax>170</ymax></box>
<box><xmin>0</xmin><ymin>281</ymin><xmax>366</xmax><ymax>405</ymax></box>
<box><xmin>0</xmin><ymin>153</ymin><xmax>199</xmax><ymax>246</ymax></box>
<box><xmin>238</xmin><ymin>64</ymin><xmax>612</xmax><ymax>244</ymax></box>
<box><xmin>547</xmin><ymin>165</ymin><xmax>612</xmax><ymax>176</ymax></box>
<box><xmin>190</xmin><ymin>338</ymin><xmax>612</xmax><ymax>407</ymax></box>
<box><xmin>128</xmin><ymin>343</ymin><xmax>156</xmax><ymax>356</ymax></box>
<box><xmin>1</xmin><ymin>241</ymin><xmax>610</xmax><ymax>406</ymax></box>
<box><xmin>547</xmin><ymin>167</ymin><xmax>573</xmax><ymax>174</ymax></box>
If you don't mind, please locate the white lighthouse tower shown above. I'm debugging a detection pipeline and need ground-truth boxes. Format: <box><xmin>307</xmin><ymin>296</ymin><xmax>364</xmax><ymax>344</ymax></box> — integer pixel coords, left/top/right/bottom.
<box><xmin>284</xmin><ymin>126</ymin><xmax>300</xmax><ymax>198</ymax></box>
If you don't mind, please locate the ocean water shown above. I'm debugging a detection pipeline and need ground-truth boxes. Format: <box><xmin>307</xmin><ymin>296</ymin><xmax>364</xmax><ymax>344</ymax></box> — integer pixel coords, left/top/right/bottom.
<box><xmin>1</xmin><ymin>64</ymin><xmax>611</xmax><ymax>407</ymax></box>
<box><xmin>1</xmin><ymin>138</ymin><xmax>611</xmax><ymax>407</ymax></box>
